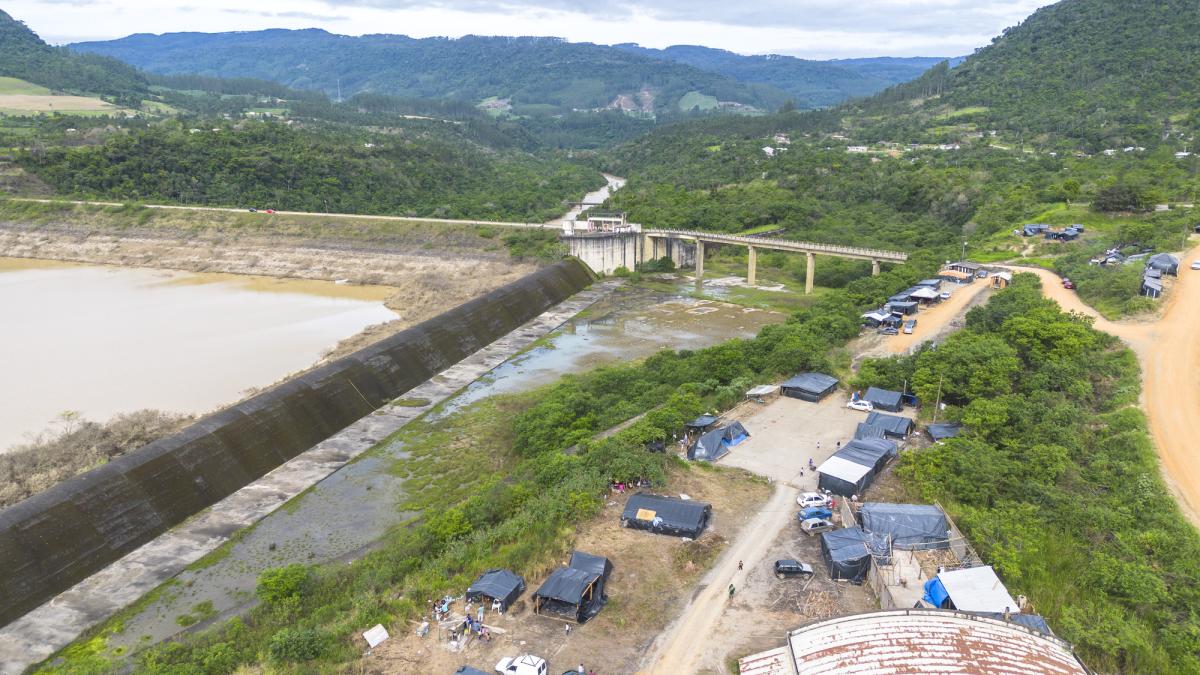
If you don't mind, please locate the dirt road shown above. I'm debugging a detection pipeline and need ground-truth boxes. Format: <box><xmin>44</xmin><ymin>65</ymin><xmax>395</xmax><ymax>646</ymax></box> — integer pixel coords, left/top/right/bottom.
<box><xmin>884</xmin><ymin>280</ymin><xmax>992</xmax><ymax>354</ymax></box>
<box><xmin>639</xmin><ymin>483</ymin><xmax>798</xmax><ymax>674</ymax></box>
<box><xmin>1002</xmin><ymin>263</ymin><xmax>1200</xmax><ymax>526</ymax></box>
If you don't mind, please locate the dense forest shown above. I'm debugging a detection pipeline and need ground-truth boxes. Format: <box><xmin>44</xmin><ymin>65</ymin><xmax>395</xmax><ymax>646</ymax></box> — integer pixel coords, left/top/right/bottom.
<box><xmin>858</xmin><ymin>275</ymin><xmax>1200</xmax><ymax>672</ymax></box>
<box><xmin>18</xmin><ymin>121</ymin><xmax>603</xmax><ymax>221</ymax></box>
<box><xmin>0</xmin><ymin>10</ymin><xmax>147</xmax><ymax>106</ymax></box>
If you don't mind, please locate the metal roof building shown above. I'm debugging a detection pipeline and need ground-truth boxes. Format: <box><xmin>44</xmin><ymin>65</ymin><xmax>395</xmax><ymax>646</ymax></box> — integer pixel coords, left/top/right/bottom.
<box><xmin>742</xmin><ymin>609</ymin><xmax>1088</xmax><ymax>675</ymax></box>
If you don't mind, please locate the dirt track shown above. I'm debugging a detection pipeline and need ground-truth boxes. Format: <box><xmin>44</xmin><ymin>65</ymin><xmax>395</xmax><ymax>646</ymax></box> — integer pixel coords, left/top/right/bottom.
<box><xmin>1002</xmin><ymin>261</ymin><xmax>1200</xmax><ymax>526</ymax></box>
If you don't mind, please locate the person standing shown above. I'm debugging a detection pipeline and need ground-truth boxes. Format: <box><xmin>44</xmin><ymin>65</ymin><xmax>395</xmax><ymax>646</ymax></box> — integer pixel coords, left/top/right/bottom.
<box><xmin>477</xmin><ymin>605</ymin><xmax>485</xmax><ymax>624</ymax></box>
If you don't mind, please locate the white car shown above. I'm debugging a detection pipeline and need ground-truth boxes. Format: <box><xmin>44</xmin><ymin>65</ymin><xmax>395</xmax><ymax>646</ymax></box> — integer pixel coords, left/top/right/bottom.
<box><xmin>939</xmin><ymin>291</ymin><xmax>952</xmax><ymax>300</ymax></box>
<box><xmin>495</xmin><ymin>655</ymin><xmax>547</xmax><ymax>675</ymax></box>
<box><xmin>800</xmin><ymin>518</ymin><xmax>837</xmax><ymax>536</ymax></box>
<box><xmin>1191</xmin><ymin>261</ymin><xmax>1200</xmax><ymax>271</ymax></box>
<box><xmin>846</xmin><ymin>399</ymin><xmax>874</xmax><ymax>413</ymax></box>
<box><xmin>797</xmin><ymin>491</ymin><xmax>832</xmax><ymax>508</ymax></box>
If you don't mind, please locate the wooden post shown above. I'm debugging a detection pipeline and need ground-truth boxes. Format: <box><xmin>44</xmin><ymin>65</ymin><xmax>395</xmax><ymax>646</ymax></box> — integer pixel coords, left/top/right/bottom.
<box><xmin>696</xmin><ymin>240</ymin><xmax>705</xmax><ymax>280</ymax></box>
<box><xmin>747</xmin><ymin>246</ymin><xmax>757</xmax><ymax>286</ymax></box>
<box><xmin>872</xmin><ymin>259</ymin><xmax>881</xmax><ymax>276</ymax></box>
<box><xmin>805</xmin><ymin>251</ymin><xmax>815</xmax><ymax>294</ymax></box>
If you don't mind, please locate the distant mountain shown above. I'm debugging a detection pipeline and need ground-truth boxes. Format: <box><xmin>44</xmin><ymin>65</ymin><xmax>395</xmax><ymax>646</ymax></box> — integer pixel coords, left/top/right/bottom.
<box><xmin>0</xmin><ymin>9</ymin><xmax>147</xmax><ymax>104</ymax></box>
<box><xmin>70</xmin><ymin>31</ymin><xmax>793</xmax><ymax>116</ymax></box>
<box><xmin>861</xmin><ymin>0</ymin><xmax>1200</xmax><ymax>145</ymax></box>
<box><xmin>613</xmin><ymin>44</ymin><xmax>957</xmax><ymax>109</ymax></box>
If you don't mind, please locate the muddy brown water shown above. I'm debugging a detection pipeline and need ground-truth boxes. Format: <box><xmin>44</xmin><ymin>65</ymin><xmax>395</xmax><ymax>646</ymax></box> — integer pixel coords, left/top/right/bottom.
<box><xmin>0</xmin><ymin>257</ymin><xmax>397</xmax><ymax>451</ymax></box>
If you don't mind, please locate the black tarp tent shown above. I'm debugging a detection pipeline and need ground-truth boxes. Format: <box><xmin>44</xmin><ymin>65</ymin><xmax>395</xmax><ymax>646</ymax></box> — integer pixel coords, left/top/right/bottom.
<box><xmin>1147</xmin><ymin>253</ymin><xmax>1179</xmax><ymax>275</ymax></box>
<box><xmin>533</xmin><ymin>551</ymin><xmax>612</xmax><ymax>623</ymax></box>
<box><xmin>820</xmin><ymin>528</ymin><xmax>875</xmax><ymax>584</ymax></box>
<box><xmin>781</xmin><ymin>373</ymin><xmax>839</xmax><ymax>402</ymax></box>
<box><xmin>688</xmin><ymin>422</ymin><xmax>750</xmax><ymax>462</ymax></box>
<box><xmin>886</xmin><ymin>301</ymin><xmax>919</xmax><ymax>316</ymax></box>
<box><xmin>863</xmin><ymin>387</ymin><xmax>903</xmax><ymax>412</ymax></box>
<box><xmin>465</xmin><ymin>568</ymin><xmax>526</xmax><ymax>611</ymax></box>
<box><xmin>622</xmin><ymin>493</ymin><xmax>712</xmax><ymax>538</ymax></box>
<box><xmin>865</xmin><ymin>411</ymin><xmax>914</xmax><ymax>438</ymax></box>
<box><xmin>860</xmin><ymin>503</ymin><xmax>950</xmax><ymax>550</ymax></box>
<box><xmin>854</xmin><ymin>422</ymin><xmax>886</xmax><ymax>441</ymax></box>
<box><xmin>816</xmin><ymin>439</ymin><xmax>897</xmax><ymax>496</ymax></box>
<box><xmin>927</xmin><ymin>423</ymin><xmax>962</xmax><ymax>442</ymax></box>
<box><xmin>685</xmin><ymin>414</ymin><xmax>718</xmax><ymax>430</ymax></box>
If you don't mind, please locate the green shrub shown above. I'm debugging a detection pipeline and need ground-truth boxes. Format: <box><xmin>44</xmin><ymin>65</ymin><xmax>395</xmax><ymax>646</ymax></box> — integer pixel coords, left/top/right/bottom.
<box><xmin>267</xmin><ymin>628</ymin><xmax>327</xmax><ymax>662</ymax></box>
<box><xmin>255</xmin><ymin>564</ymin><xmax>309</xmax><ymax>604</ymax></box>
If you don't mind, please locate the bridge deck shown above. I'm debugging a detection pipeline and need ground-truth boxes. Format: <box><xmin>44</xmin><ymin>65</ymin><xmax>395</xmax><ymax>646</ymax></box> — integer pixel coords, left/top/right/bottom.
<box><xmin>646</xmin><ymin>229</ymin><xmax>908</xmax><ymax>262</ymax></box>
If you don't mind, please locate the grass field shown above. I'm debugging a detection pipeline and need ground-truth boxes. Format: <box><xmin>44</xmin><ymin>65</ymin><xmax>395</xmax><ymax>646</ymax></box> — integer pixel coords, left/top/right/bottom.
<box><xmin>678</xmin><ymin>90</ymin><xmax>719</xmax><ymax>112</ymax></box>
<box><xmin>0</xmin><ymin>77</ymin><xmax>50</xmax><ymax>95</ymax></box>
<box><xmin>932</xmin><ymin>106</ymin><xmax>989</xmax><ymax>120</ymax></box>
<box><xmin>0</xmin><ymin>94</ymin><xmax>117</xmax><ymax>115</ymax></box>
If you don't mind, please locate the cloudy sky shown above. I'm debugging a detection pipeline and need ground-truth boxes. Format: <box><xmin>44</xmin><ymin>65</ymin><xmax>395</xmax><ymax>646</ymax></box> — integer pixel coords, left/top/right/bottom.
<box><xmin>9</xmin><ymin>0</ymin><xmax>1051</xmax><ymax>58</ymax></box>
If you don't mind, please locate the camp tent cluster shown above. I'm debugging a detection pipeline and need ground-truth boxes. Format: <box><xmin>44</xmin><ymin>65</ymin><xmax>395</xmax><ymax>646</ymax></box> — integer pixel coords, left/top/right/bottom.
<box><xmin>532</xmin><ymin>551</ymin><xmax>613</xmax><ymax>624</ymax></box>
<box><xmin>688</xmin><ymin>421</ymin><xmax>749</xmax><ymax>462</ymax></box>
<box><xmin>816</xmin><ymin>438</ymin><xmax>897</xmax><ymax>497</ymax></box>
<box><xmin>621</xmin><ymin>493</ymin><xmax>711</xmax><ymax>539</ymax></box>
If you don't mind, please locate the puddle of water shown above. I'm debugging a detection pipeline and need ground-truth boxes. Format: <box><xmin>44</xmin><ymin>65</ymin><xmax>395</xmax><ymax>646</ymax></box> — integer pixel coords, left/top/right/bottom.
<box><xmin>0</xmin><ymin>257</ymin><xmax>397</xmax><ymax>451</ymax></box>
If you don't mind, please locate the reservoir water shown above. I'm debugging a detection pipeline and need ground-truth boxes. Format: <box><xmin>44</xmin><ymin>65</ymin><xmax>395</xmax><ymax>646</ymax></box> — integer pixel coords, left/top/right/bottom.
<box><xmin>0</xmin><ymin>257</ymin><xmax>397</xmax><ymax>451</ymax></box>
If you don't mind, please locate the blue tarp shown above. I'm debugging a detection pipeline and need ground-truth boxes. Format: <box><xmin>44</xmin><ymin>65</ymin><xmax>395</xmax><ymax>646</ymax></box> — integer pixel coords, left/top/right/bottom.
<box><xmin>923</xmin><ymin>577</ymin><xmax>950</xmax><ymax>608</ymax></box>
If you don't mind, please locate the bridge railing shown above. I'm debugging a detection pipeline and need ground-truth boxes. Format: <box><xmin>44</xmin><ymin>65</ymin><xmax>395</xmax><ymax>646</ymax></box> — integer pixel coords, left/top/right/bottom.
<box><xmin>646</xmin><ymin>229</ymin><xmax>908</xmax><ymax>261</ymax></box>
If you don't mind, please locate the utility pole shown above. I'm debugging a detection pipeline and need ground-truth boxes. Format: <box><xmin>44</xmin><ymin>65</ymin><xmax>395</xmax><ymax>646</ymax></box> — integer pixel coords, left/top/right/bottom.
<box><xmin>932</xmin><ymin>375</ymin><xmax>944</xmax><ymax>424</ymax></box>
<box><xmin>961</xmin><ymin>240</ymin><xmax>968</xmax><ymax>262</ymax></box>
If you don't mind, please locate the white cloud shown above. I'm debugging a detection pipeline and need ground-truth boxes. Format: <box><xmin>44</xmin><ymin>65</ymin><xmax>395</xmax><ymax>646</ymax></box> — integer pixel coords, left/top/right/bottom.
<box><xmin>11</xmin><ymin>0</ymin><xmax>1052</xmax><ymax>57</ymax></box>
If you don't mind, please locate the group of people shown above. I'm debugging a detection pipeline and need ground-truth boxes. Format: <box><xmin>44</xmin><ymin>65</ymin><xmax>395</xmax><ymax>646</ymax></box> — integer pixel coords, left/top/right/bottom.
<box><xmin>610</xmin><ymin>477</ymin><xmax>651</xmax><ymax>494</ymax></box>
<box><xmin>450</xmin><ymin>614</ymin><xmax>491</xmax><ymax>643</ymax></box>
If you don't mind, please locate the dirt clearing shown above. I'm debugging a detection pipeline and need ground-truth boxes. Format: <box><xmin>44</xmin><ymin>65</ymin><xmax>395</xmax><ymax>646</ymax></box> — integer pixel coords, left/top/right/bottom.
<box><xmin>361</xmin><ymin>465</ymin><xmax>772</xmax><ymax>675</ymax></box>
<box><xmin>0</xmin><ymin>94</ymin><xmax>118</xmax><ymax>113</ymax></box>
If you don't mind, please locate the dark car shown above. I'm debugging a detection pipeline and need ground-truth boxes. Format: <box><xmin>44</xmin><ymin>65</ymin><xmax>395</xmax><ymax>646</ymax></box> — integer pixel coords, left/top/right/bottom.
<box><xmin>247</xmin><ymin>208</ymin><xmax>257</xmax><ymax>212</ymax></box>
<box><xmin>878</xmin><ymin>326</ymin><xmax>899</xmax><ymax>336</ymax></box>
<box><xmin>774</xmin><ymin>559</ymin><xmax>815</xmax><ymax>579</ymax></box>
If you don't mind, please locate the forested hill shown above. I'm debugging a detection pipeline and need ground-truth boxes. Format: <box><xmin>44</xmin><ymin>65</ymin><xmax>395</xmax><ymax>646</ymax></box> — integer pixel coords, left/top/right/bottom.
<box><xmin>69</xmin><ymin>31</ymin><xmax>791</xmax><ymax>116</ymax></box>
<box><xmin>859</xmin><ymin>0</ymin><xmax>1200</xmax><ymax>145</ymax></box>
<box><xmin>612</xmin><ymin>44</ymin><xmax>954</xmax><ymax>109</ymax></box>
<box><xmin>0</xmin><ymin>9</ymin><xmax>147</xmax><ymax>105</ymax></box>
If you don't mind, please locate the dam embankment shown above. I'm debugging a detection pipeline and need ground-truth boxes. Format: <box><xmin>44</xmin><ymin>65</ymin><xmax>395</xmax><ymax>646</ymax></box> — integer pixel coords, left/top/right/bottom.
<box><xmin>0</xmin><ymin>258</ymin><xmax>594</xmax><ymax>629</ymax></box>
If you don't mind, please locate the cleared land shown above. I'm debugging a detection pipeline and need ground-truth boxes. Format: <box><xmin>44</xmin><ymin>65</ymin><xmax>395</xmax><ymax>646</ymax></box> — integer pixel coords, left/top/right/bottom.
<box><xmin>0</xmin><ymin>94</ymin><xmax>118</xmax><ymax>114</ymax></box>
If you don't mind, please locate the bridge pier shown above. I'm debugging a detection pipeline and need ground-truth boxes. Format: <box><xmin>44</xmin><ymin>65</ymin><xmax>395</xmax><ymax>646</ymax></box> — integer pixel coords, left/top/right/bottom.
<box><xmin>872</xmin><ymin>259</ymin><xmax>881</xmax><ymax>276</ymax></box>
<box><xmin>695</xmin><ymin>240</ymin><xmax>705</xmax><ymax>280</ymax></box>
<box><xmin>747</xmin><ymin>246</ymin><xmax>757</xmax><ymax>286</ymax></box>
<box><xmin>805</xmin><ymin>252</ymin><xmax>815</xmax><ymax>294</ymax></box>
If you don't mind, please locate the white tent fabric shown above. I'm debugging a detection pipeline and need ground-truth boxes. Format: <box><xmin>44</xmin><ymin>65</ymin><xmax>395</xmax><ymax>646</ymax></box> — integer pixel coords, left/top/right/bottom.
<box><xmin>908</xmin><ymin>287</ymin><xmax>940</xmax><ymax>300</ymax></box>
<box><xmin>937</xmin><ymin>566</ymin><xmax>1020</xmax><ymax>613</ymax></box>
<box><xmin>816</xmin><ymin>456</ymin><xmax>872</xmax><ymax>484</ymax></box>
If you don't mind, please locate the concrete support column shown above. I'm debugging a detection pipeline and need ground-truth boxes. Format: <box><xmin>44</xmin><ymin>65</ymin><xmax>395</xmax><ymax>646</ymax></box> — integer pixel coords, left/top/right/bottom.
<box><xmin>695</xmin><ymin>240</ymin><xmax>705</xmax><ymax>280</ymax></box>
<box><xmin>872</xmin><ymin>259</ymin><xmax>881</xmax><ymax>276</ymax></box>
<box><xmin>747</xmin><ymin>246</ymin><xmax>757</xmax><ymax>287</ymax></box>
<box><xmin>805</xmin><ymin>251</ymin><xmax>815</xmax><ymax>294</ymax></box>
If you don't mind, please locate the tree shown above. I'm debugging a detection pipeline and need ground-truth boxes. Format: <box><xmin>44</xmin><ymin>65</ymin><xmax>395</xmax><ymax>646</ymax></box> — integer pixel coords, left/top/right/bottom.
<box><xmin>1094</xmin><ymin>183</ymin><xmax>1151</xmax><ymax>212</ymax></box>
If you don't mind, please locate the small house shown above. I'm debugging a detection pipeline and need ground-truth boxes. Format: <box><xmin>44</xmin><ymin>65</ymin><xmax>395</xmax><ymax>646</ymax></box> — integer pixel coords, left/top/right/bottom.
<box><xmin>781</xmin><ymin>372</ymin><xmax>839</xmax><ymax>402</ymax></box>
<box><xmin>621</xmin><ymin>493</ymin><xmax>712</xmax><ymax>538</ymax></box>
<box><xmin>946</xmin><ymin>261</ymin><xmax>983</xmax><ymax>275</ymax></box>
<box><xmin>466</xmin><ymin>569</ymin><xmax>526</xmax><ymax>612</ymax></box>
<box><xmin>863</xmin><ymin>387</ymin><xmax>904</xmax><ymax>412</ymax></box>
<box><xmin>992</xmin><ymin>272</ymin><xmax>1013</xmax><ymax>289</ymax></box>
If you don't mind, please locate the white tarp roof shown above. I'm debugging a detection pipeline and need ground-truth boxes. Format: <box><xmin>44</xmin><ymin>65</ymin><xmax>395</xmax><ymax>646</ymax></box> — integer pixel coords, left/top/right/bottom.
<box><xmin>817</xmin><ymin>456</ymin><xmax>873</xmax><ymax>484</ymax></box>
<box><xmin>938</xmin><ymin>566</ymin><xmax>1020</xmax><ymax>613</ymax></box>
<box><xmin>908</xmin><ymin>287</ymin><xmax>940</xmax><ymax>299</ymax></box>
<box><xmin>747</xmin><ymin>384</ymin><xmax>780</xmax><ymax>396</ymax></box>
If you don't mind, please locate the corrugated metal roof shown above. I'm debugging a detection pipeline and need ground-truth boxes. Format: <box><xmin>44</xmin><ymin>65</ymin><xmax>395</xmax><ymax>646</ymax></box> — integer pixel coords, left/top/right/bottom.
<box><xmin>787</xmin><ymin>609</ymin><xmax>1087</xmax><ymax>674</ymax></box>
<box><xmin>739</xmin><ymin>646</ymin><xmax>796</xmax><ymax>675</ymax></box>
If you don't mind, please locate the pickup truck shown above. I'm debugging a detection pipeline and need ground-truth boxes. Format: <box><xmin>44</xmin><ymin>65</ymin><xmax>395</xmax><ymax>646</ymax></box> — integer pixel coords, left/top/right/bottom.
<box><xmin>495</xmin><ymin>655</ymin><xmax>548</xmax><ymax>675</ymax></box>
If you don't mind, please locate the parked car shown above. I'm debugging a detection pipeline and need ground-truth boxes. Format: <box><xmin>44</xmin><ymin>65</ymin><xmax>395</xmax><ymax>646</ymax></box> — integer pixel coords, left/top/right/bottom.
<box><xmin>1191</xmin><ymin>261</ymin><xmax>1200</xmax><ymax>271</ymax></box>
<box><xmin>774</xmin><ymin>559</ymin><xmax>815</xmax><ymax>579</ymax></box>
<box><xmin>495</xmin><ymin>655</ymin><xmax>547</xmax><ymax>675</ymax></box>
<box><xmin>247</xmin><ymin>208</ymin><xmax>257</xmax><ymax>212</ymax></box>
<box><xmin>939</xmin><ymin>291</ymin><xmax>952</xmax><ymax>300</ymax></box>
<box><xmin>878</xmin><ymin>326</ymin><xmax>899</xmax><ymax>336</ymax></box>
<box><xmin>976</xmin><ymin>269</ymin><xmax>989</xmax><ymax>278</ymax></box>
<box><xmin>846</xmin><ymin>399</ymin><xmax>874</xmax><ymax>413</ymax></box>
<box><xmin>798</xmin><ymin>506</ymin><xmax>833</xmax><ymax>521</ymax></box>
<box><xmin>264</xmin><ymin>209</ymin><xmax>276</xmax><ymax>214</ymax></box>
<box><xmin>1062</xmin><ymin>278</ymin><xmax>1075</xmax><ymax>290</ymax></box>
<box><xmin>797</xmin><ymin>492</ymin><xmax>832</xmax><ymax>508</ymax></box>
<box><xmin>799</xmin><ymin>518</ymin><xmax>837</xmax><ymax>536</ymax></box>
<box><xmin>903</xmin><ymin>319</ymin><xmax>917</xmax><ymax>335</ymax></box>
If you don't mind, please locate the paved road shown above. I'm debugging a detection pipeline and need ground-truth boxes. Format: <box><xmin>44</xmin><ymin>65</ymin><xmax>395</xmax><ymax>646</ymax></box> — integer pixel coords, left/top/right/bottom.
<box><xmin>1002</xmin><ymin>261</ymin><xmax>1200</xmax><ymax>526</ymax></box>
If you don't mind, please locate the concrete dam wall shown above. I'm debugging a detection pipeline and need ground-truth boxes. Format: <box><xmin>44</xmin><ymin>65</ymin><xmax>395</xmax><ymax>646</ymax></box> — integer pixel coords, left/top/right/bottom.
<box><xmin>0</xmin><ymin>259</ymin><xmax>594</xmax><ymax>628</ymax></box>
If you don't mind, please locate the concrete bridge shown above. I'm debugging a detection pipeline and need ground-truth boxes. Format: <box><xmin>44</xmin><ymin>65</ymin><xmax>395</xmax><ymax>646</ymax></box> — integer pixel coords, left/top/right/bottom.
<box><xmin>569</xmin><ymin>228</ymin><xmax>909</xmax><ymax>293</ymax></box>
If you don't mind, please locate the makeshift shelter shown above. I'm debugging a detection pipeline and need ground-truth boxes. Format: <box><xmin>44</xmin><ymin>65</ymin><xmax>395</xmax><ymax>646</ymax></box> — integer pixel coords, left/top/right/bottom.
<box><xmin>860</xmin><ymin>503</ymin><xmax>949</xmax><ymax>550</ymax></box>
<box><xmin>722</xmin><ymin>421</ymin><xmax>750</xmax><ymax>446</ymax></box>
<box><xmin>886</xmin><ymin>301</ymin><xmax>919</xmax><ymax>316</ymax></box>
<box><xmin>685</xmin><ymin>414</ymin><xmax>719</xmax><ymax>431</ymax></box>
<box><xmin>781</xmin><ymin>373</ymin><xmax>839</xmax><ymax>402</ymax></box>
<box><xmin>861</xmin><ymin>310</ymin><xmax>893</xmax><ymax>327</ymax></box>
<box><xmin>820</xmin><ymin>528</ymin><xmax>875</xmax><ymax>584</ymax></box>
<box><xmin>947</xmin><ymin>261</ymin><xmax>983</xmax><ymax>275</ymax></box>
<box><xmin>689</xmin><ymin>427</ymin><xmax>730</xmax><ymax>462</ymax></box>
<box><xmin>854</xmin><ymin>422</ymin><xmax>886</xmax><ymax>441</ymax></box>
<box><xmin>863</xmin><ymin>387</ymin><xmax>903</xmax><ymax>412</ymax></box>
<box><xmin>533</xmin><ymin>552</ymin><xmax>612</xmax><ymax>623</ymax></box>
<box><xmin>938</xmin><ymin>269</ymin><xmax>973</xmax><ymax>283</ymax></box>
<box><xmin>922</xmin><ymin>566</ymin><xmax>1019</xmax><ymax>614</ymax></box>
<box><xmin>816</xmin><ymin>439</ymin><xmax>897</xmax><ymax>496</ymax></box>
<box><xmin>1142</xmin><ymin>277</ymin><xmax>1164</xmax><ymax>298</ymax></box>
<box><xmin>916</xmin><ymin>278</ymin><xmax>943</xmax><ymax>289</ymax></box>
<box><xmin>971</xmin><ymin>612</ymin><xmax>1055</xmax><ymax>636</ymax></box>
<box><xmin>992</xmin><ymin>272</ymin><xmax>1012</xmax><ymax>289</ymax></box>
<box><xmin>466</xmin><ymin>569</ymin><xmax>526</xmax><ymax>612</ymax></box>
<box><xmin>621</xmin><ymin>493</ymin><xmax>712</xmax><ymax>538</ymax></box>
<box><xmin>1147</xmin><ymin>253</ymin><xmax>1179</xmax><ymax>275</ymax></box>
<box><xmin>908</xmin><ymin>287</ymin><xmax>940</xmax><ymax>303</ymax></box>
<box><xmin>745</xmin><ymin>384</ymin><xmax>780</xmax><ymax>403</ymax></box>
<box><xmin>1022</xmin><ymin>224</ymin><xmax>1050</xmax><ymax>237</ymax></box>
<box><xmin>927</xmin><ymin>424</ymin><xmax>962</xmax><ymax>442</ymax></box>
<box><xmin>865</xmin><ymin>411</ymin><xmax>914</xmax><ymax>438</ymax></box>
